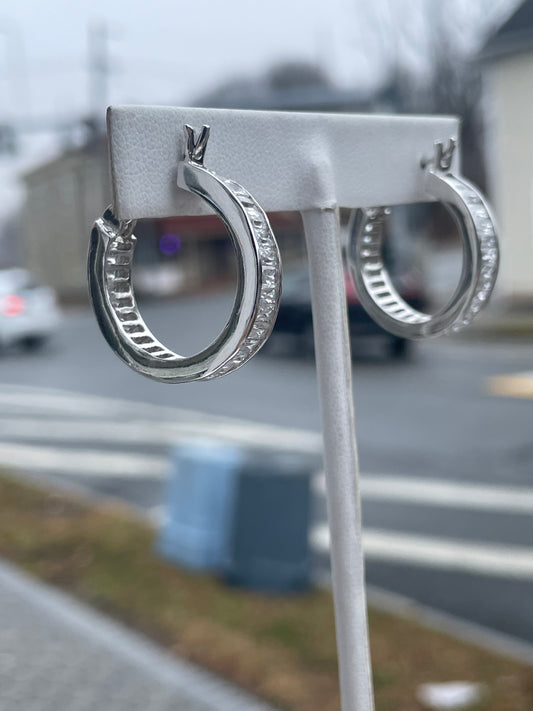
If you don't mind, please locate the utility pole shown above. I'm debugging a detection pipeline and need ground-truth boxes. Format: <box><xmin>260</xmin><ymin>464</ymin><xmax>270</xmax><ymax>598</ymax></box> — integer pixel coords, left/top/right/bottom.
<box><xmin>88</xmin><ymin>23</ymin><xmax>110</xmax><ymax>121</ymax></box>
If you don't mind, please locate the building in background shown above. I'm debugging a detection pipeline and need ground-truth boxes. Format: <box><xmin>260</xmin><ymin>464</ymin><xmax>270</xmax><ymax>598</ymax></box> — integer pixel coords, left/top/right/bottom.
<box><xmin>482</xmin><ymin>0</ymin><xmax>533</xmax><ymax>306</ymax></box>
<box><xmin>21</xmin><ymin>131</ymin><xmax>109</xmax><ymax>302</ymax></box>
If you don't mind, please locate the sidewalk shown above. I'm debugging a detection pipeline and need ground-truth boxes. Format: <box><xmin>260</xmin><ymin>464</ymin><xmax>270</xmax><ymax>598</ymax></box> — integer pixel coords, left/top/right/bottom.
<box><xmin>0</xmin><ymin>558</ymin><xmax>278</xmax><ymax>711</ymax></box>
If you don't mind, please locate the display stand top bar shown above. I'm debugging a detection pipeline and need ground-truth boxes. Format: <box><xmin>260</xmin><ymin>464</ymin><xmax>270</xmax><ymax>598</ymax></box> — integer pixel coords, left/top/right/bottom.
<box><xmin>108</xmin><ymin>105</ymin><xmax>460</xmax><ymax>220</ymax></box>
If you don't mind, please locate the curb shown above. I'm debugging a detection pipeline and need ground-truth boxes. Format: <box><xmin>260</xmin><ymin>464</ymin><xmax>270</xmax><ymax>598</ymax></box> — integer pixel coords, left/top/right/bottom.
<box><xmin>366</xmin><ymin>585</ymin><xmax>533</xmax><ymax>666</ymax></box>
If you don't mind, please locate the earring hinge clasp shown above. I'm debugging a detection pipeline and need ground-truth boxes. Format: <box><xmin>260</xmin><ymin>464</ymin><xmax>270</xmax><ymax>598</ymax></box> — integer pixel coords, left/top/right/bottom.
<box><xmin>421</xmin><ymin>138</ymin><xmax>457</xmax><ymax>172</ymax></box>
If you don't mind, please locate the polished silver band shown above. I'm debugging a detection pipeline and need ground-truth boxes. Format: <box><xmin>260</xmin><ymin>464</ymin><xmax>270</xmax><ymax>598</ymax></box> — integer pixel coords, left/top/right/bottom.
<box><xmin>348</xmin><ymin>140</ymin><xmax>499</xmax><ymax>339</ymax></box>
<box><xmin>88</xmin><ymin>125</ymin><xmax>282</xmax><ymax>383</ymax></box>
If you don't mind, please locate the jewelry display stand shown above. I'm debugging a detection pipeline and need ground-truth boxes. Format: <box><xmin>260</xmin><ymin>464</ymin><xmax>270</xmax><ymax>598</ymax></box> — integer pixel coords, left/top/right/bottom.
<box><xmin>107</xmin><ymin>106</ymin><xmax>460</xmax><ymax>711</ymax></box>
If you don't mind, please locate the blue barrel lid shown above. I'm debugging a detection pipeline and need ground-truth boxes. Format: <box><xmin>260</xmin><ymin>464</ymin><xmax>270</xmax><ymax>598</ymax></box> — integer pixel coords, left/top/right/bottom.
<box><xmin>171</xmin><ymin>437</ymin><xmax>244</xmax><ymax>467</ymax></box>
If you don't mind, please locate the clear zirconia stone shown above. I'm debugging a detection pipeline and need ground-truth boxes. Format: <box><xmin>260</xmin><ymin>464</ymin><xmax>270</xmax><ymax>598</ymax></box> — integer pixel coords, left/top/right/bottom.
<box><xmin>482</xmin><ymin>249</ymin><xmax>498</xmax><ymax>262</ymax></box>
<box><xmin>247</xmin><ymin>206</ymin><xmax>262</xmax><ymax>219</ymax></box>
<box><xmin>480</xmin><ymin>235</ymin><xmax>495</xmax><ymax>248</ymax></box>
<box><xmin>225</xmin><ymin>179</ymin><xmax>249</xmax><ymax>197</ymax></box>
<box><xmin>474</xmin><ymin>208</ymin><xmax>488</xmax><ymax>221</ymax></box>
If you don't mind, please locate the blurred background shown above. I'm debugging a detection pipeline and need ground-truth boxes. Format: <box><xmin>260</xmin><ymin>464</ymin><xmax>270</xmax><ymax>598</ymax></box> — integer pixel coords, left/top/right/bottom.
<box><xmin>2</xmin><ymin>1</ymin><xmax>533</xmax><ymax>708</ymax></box>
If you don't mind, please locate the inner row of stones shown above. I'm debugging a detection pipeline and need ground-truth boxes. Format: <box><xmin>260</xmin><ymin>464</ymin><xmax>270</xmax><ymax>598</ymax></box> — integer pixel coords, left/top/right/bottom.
<box><xmin>105</xmin><ymin>237</ymin><xmax>178</xmax><ymax>360</ymax></box>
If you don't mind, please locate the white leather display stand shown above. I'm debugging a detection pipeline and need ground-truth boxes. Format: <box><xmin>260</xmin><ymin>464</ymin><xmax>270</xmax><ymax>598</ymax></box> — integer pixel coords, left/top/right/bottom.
<box><xmin>107</xmin><ymin>106</ymin><xmax>460</xmax><ymax>711</ymax></box>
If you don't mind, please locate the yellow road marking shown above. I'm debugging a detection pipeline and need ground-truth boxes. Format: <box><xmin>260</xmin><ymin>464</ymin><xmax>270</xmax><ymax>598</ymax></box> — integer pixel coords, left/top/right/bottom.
<box><xmin>487</xmin><ymin>372</ymin><xmax>533</xmax><ymax>399</ymax></box>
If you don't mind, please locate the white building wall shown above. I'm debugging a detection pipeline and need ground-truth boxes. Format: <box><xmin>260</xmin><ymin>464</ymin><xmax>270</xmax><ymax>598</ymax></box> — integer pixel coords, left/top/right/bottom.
<box><xmin>22</xmin><ymin>151</ymin><xmax>109</xmax><ymax>300</ymax></box>
<box><xmin>487</xmin><ymin>51</ymin><xmax>533</xmax><ymax>303</ymax></box>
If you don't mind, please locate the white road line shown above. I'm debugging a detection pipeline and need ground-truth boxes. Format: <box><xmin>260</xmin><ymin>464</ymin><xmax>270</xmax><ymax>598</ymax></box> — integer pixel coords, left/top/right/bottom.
<box><xmin>0</xmin><ymin>417</ymin><xmax>321</xmax><ymax>453</ymax></box>
<box><xmin>0</xmin><ymin>387</ymin><xmax>322</xmax><ymax>454</ymax></box>
<box><xmin>0</xmin><ymin>419</ymin><xmax>188</xmax><ymax>445</ymax></box>
<box><xmin>0</xmin><ymin>443</ymin><xmax>166</xmax><ymax>479</ymax></box>
<box><xmin>313</xmin><ymin>474</ymin><xmax>533</xmax><ymax>515</ymax></box>
<box><xmin>4</xmin><ymin>419</ymin><xmax>533</xmax><ymax>516</ymax></box>
<box><xmin>310</xmin><ymin>525</ymin><xmax>533</xmax><ymax>580</ymax></box>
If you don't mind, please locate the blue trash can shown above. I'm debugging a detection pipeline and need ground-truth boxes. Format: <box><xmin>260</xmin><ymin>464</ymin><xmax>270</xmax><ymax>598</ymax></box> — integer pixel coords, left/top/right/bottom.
<box><xmin>225</xmin><ymin>449</ymin><xmax>319</xmax><ymax>592</ymax></box>
<box><xmin>157</xmin><ymin>438</ymin><xmax>242</xmax><ymax>571</ymax></box>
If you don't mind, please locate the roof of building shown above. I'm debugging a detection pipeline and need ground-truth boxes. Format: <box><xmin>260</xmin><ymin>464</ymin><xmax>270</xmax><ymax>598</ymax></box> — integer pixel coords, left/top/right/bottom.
<box><xmin>192</xmin><ymin>61</ymin><xmax>400</xmax><ymax>113</ymax></box>
<box><xmin>482</xmin><ymin>0</ymin><xmax>533</xmax><ymax>60</ymax></box>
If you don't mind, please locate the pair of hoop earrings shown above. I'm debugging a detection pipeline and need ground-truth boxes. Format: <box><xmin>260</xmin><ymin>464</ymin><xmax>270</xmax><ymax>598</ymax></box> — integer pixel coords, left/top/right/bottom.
<box><xmin>88</xmin><ymin>127</ymin><xmax>499</xmax><ymax>384</ymax></box>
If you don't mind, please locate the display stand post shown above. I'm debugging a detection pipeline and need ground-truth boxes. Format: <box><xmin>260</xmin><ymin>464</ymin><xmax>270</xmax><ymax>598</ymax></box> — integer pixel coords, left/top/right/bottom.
<box><xmin>106</xmin><ymin>105</ymin><xmax>460</xmax><ymax>711</ymax></box>
<box><xmin>302</xmin><ymin>206</ymin><xmax>373</xmax><ymax>711</ymax></box>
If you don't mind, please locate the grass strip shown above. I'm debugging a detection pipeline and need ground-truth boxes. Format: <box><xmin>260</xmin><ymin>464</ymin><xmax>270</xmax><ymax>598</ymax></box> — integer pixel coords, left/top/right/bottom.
<box><xmin>0</xmin><ymin>471</ymin><xmax>532</xmax><ymax>711</ymax></box>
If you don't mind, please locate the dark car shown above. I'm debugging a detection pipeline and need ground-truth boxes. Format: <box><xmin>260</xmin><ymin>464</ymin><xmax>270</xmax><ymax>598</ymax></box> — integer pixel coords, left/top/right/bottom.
<box><xmin>272</xmin><ymin>244</ymin><xmax>426</xmax><ymax>360</ymax></box>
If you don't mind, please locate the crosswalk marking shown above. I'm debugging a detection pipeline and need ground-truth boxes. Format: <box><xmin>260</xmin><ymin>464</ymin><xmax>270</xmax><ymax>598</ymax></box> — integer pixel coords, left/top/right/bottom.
<box><xmin>3</xmin><ymin>385</ymin><xmax>533</xmax><ymax>512</ymax></box>
<box><xmin>0</xmin><ymin>416</ymin><xmax>322</xmax><ymax>452</ymax></box>
<box><xmin>313</xmin><ymin>474</ymin><xmax>533</xmax><ymax>514</ymax></box>
<box><xmin>311</xmin><ymin>525</ymin><xmax>533</xmax><ymax>580</ymax></box>
<box><xmin>0</xmin><ymin>443</ymin><xmax>166</xmax><ymax>479</ymax></box>
<box><xmin>0</xmin><ymin>418</ymin><xmax>205</xmax><ymax>446</ymax></box>
<box><xmin>3</xmin><ymin>383</ymin><xmax>533</xmax><ymax>583</ymax></box>
<box><xmin>0</xmin><ymin>386</ymin><xmax>322</xmax><ymax>453</ymax></box>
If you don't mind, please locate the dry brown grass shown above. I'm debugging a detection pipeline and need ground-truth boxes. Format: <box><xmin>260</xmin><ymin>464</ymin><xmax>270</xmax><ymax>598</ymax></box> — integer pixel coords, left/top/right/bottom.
<box><xmin>1</xmin><ymin>472</ymin><xmax>532</xmax><ymax>711</ymax></box>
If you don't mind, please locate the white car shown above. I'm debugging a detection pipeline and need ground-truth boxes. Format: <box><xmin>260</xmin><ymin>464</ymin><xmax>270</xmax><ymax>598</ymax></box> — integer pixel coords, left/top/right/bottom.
<box><xmin>0</xmin><ymin>269</ymin><xmax>61</xmax><ymax>350</ymax></box>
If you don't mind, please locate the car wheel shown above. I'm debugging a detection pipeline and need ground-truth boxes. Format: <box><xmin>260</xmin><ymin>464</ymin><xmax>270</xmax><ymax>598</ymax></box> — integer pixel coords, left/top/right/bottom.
<box><xmin>389</xmin><ymin>336</ymin><xmax>410</xmax><ymax>360</ymax></box>
<box><xmin>293</xmin><ymin>322</ymin><xmax>315</xmax><ymax>358</ymax></box>
<box><xmin>19</xmin><ymin>335</ymin><xmax>47</xmax><ymax>351</ymax></box>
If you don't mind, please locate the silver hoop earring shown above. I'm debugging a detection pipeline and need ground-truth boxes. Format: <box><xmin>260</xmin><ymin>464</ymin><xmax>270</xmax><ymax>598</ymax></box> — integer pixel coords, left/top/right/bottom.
<box><xmin>348</xmin><ymin>139</ymin><xmax>499</xmax><ymax>339</ymax></box>
<box><xmin>88</xmin><ymin>125</ymin><xmax>282</xmax><ymax>382</ymax></box>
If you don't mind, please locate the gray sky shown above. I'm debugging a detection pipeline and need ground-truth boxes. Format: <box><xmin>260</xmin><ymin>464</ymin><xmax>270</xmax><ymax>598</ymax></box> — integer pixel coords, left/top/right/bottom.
<box><xmin>0</xmin><ymin>0</ymin><xmax>520</xmax><ymax>222</ymax></box>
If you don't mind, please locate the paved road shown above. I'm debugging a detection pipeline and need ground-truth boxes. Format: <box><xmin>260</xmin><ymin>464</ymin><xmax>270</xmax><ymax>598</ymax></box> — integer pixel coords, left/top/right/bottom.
<box><xmin>1</xmin><ymin>292</ymin><xmax>533</xmax><ymax>648</ymax></box>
